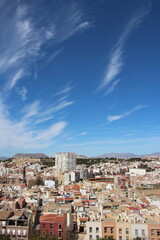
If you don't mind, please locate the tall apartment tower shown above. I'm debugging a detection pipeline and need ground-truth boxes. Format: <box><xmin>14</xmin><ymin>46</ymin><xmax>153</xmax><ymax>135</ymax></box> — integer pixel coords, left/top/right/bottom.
<box><xmin>55</xmin><ymin>152</ymin><xmax>76</xmax><ymax>173</ymax></box>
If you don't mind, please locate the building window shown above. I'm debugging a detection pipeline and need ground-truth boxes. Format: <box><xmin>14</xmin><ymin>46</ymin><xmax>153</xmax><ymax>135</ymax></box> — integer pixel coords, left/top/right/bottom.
<box><xmin>42</xmin><ymin>231</ymin><xmax>46</xmax><ymax>237</ymax></box>
<box><xmin>142</xmin><ymin>229</ymin><xmax>145</xmax><ymax>235</ymax></box>
<box><xmin>126</xmin><ymin>237</ymin><xmax>129</xmax><ymax>240</ymax></box>
<box><xmin>58</xmin><ymin>232</ymin><xmax>62</xmax><ymax>237</ymax></box>
<box><xmin>96</xmin><ymin>227</ymin><xmax>99</xmax><ymax>233</ymax></box>
<box><xmin>58</xmin><ymin>224</ymin><xmax>62</xmax><ymax>230</ymax></box>
<box><xmin>135</xmin><ymin>229</ymin><xmax>138</xmax><ymax>235</ymax></box>
<box><xmin>126</xmin><ymin>228</ymin><xmax>129</xmax><ymax>234</ymax></box>
<box><xmin>151</xmin><ymin>230</ymin><xmax>154</xmax><ymax>236</ymax></box>
<box><xmin>96</xmin><ymin>235</ymin><xmax>99</xmax><ymax>240</ymax></box>
<box><xmin>42</xmin><ymin>223</ymin><xmax>46</xmax><ymax>228</ymax></box>
<box><xmin>119</xmin><ymin>228</ymin><xmax>122</xmax><ymax>234</ymax></box>
<box><xmin>89</xmin><ymin>235</ymin><xmax>92</xmax><ymax>240</ymax></box>
<box><xmin>119</xmin><ymin>236</ymin><xmax>122</xmax><ymax>240</ymax></box>
<box><xmin>111</xmin><ymin>227</ymin><xmax>114</xmax><ymax>234</ymax></box>
<box><xmin>50</xmin><ymin>231</ymin><xmax>53</xmax><ymax>237</ymax></box>
<box><xmin>104</xmin><ymin>227</ymin><xmax>107</xmax><ymax>233</ymax></box>
<box><xmin>50</xmin><ymin>224</ymin><xmax>53</xmax><ymax>229</ymax></box>
<box><xmin>157</xmin><ymin>231</ymin><xmax>160</xmax><ymax>236</ymax></box>
<box><xmin>89</xmin><ymin>227</ymin><xmax>92</xmax><ymax>233</ymax></box>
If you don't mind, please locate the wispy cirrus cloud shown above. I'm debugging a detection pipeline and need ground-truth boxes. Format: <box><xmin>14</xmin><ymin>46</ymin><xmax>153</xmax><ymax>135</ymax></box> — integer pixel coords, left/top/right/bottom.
<box><xmin>22</xmin><ymin>100</ymin><xmax>41</xmax><ymax>119</ymax></box>
<box><xmin>78</xmin><ymin>132</ymin><xmax>87</xmax><ymax>136</ymax></box>
<box><xmin>107</xmin><ymin>105</ymin><xmax>149</xmax><ymax>122</ymax></box>
<box><xmin>7</xmin><ymin>69</ymin><xmax>25</xmax><ymax>90</ymax></box>
<box><xmin>55</xmin><ymin>85</ymin><xmax>73</xmax><ymax>96</ymax></box>
<box><xmin>0</xmin><ymin>0</ymin><xmax>91</xmax><ymax>94</ymax></box>
<box><xmin>98</xmin><ymin>4</ymin><xmax>151</xmax><ymax>94</ymax></box>
<box><xmin>105</xmin><ymin>79</ymin><xmax>121</xmax><ymax>95</ymax></box>
<box><xmin>22</xmin><ymin>98</ymin><xmax>73</xmax><ymax>124</ymax></box>
<box><xmin>16</xmin><ymin>86</ymin><xmax>27</xmax><ymax>101</ymax></box>
<box><xmin>0</xmin><ymin>0</ymin><xmax>90</xmax><ymax>151</ymax></box>
<box><xmin>0</xmin><ymin>99</ymin><xmax>66</xmax><ymax>149</ymax></box>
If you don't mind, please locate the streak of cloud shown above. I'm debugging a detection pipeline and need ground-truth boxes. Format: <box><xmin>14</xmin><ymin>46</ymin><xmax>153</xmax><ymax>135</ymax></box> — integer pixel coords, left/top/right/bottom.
<box><xmin>98</xmin><ymin>4</ymin><xmax>151</xmax><ymax>93</ymax></box>
<box><xmin>107</xmin><ymin>105</ymin><xmax>149</xmax><ymax>122</ymax></box>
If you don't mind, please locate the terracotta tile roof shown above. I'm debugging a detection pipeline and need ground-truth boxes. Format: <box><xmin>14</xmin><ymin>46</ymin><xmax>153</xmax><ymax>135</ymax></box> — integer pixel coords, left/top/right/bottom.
<box><xmin>128</xmin><ymin>207</ymin><xmax>140</xmax><ymax>211</ymax></box>
<box><xmin>80</xmin><ymin>195</ymin><xmax>88</xmax><ymax>198</ymax></box>
<box><xmin>79</xmin><ymin>217</ymin><xmax>88</xmax><ymax>221</ymax></box>
<box><xmin>71</xmin><ymin>184</ymin><xmax>80</xmax><ymax>190</ymax></box>
<box><xmin>40</xmin><ymin>213</ymin><xmax>66</xmax><ymax>223</ymax></box>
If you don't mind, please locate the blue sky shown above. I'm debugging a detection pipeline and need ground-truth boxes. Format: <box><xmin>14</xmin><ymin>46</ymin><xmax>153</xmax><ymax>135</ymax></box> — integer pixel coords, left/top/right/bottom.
<box><xmin>0</xmin><ymin>0</ymin><xmax>160</xmax><ymax>157</ymax></box>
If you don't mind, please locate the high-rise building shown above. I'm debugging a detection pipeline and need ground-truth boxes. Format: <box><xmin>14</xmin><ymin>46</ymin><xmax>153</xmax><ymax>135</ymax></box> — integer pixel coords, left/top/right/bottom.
<box><xmin>55</xmin><ymin>152</ymin><xmax>76</xmax><ymax>173</ymax></box>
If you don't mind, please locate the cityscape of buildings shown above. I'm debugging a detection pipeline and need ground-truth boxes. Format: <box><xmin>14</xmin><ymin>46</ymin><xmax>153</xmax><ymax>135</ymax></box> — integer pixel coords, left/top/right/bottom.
<box><xmin>0</xmin><ymin>0</ymin><xmax>160</xmax><ymax>240</ymax></box>
<box><xmin>0</xmin><ymin>153</ymin><xmax>160</xmax><ymax>240</ymax></box>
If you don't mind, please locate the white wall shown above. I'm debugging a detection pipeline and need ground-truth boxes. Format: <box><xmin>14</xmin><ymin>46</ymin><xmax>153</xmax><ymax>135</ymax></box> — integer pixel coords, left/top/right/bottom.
<box><xmin>129</xmin><ymin>168</ymin><xmax>146</xmax><ymax>176</ymax></box>
<box><xmin>131</xmin><ymin>223</ymin><xmax>148</xmax><ymax>240</ymax></box>
<box><xmin>86</xmin><ymin>221</ymin><xmax>102</xmax><ymax>240</ymax></box>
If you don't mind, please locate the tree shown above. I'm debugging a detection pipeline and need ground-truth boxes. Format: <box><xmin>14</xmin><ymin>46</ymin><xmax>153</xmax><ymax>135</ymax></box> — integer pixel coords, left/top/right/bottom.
<box><xmin>99</xmin><ymin>237</ymin><xmax>115</xmax><ymax>240</ymax></box>
<box><xmin>133</xmin><ymin>237</ymin><xmax>142</xmax><ymax>240</ymax></box>
<box><xmin>0</xmin><ymin>236</ymin><xmax>10</xmax><ymax>240</ymax></box>
<box><xmin>29</xmin><ymin>233</ymin><xmax>58</xmax><ymax>240</ymax></box>
<box><xmin>35</xmin><ymin>176</ymin><xmax>44</xmax><ymax>186</ymax></box>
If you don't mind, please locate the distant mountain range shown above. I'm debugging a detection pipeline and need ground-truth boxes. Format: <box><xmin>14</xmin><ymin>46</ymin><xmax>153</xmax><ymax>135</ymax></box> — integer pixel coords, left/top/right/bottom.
<box><xmin>0</xmin><ymin>156</ymin><xmax>9</xmax><ymax>161</ymax></box>
<box><xmin>95</xmin><ymin>152</ymin><xmax>160</xmax><ymax>159</ymax></box>
<box><xmin>1</xmin><ymin>152</ymin><xmax>160</xmax><ymax>161</ymax></box>
<box><xmin>76</xmin><ymin>155</ymin><xmax>88</xmax><ymax>159</ymax></box>
<box><xmin>96</xmin><ymin>152</ymin><xmax>137</xmax><ymax>159</ymax></box>
<box><xmin>12</xmin><ymin>153</ymin><xmax>49</xmax><ymax>158</ymax></box>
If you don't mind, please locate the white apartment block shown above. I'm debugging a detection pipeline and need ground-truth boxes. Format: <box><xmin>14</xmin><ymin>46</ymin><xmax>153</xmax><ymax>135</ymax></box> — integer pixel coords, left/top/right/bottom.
<box><xmin>131</xmin><ymin>223</ymin><xmax>148</xmax><ymax>240</ymax></box>
<box><xmin>86</xmin><ymin>221</ymin><xmax>102</xmax><ymax>240</ymax></box>
<box><xmin>55</xmin><ymin>152</ymin><xmax>76</xmax><ymax>173</ymax></box>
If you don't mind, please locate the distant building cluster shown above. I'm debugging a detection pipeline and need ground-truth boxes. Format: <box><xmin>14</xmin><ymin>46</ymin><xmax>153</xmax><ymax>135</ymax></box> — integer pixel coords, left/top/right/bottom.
<box><xmin>0</xmin><ymin>153</ymin><xmax>160</xmax><ymax>239</ymax></box>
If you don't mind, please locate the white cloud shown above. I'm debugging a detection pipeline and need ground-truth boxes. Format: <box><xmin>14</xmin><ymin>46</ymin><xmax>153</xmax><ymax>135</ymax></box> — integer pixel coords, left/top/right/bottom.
<box><xmin>35</xmin><ymin>122</ymin><xmax>67</xmax><ymax>141</ymax></box>
<box><xmin>35</xmin><ymin>116</ymin><xmax>53</xmax><ymax>124</ymax></box>
<box><xmin>0</xmin><ymin>0</ymin><xmax>89</xmax><ymax>152</ymax></box>
<box><xmin>21</xmin><ymin>98</ymin><xmax>73</xmax><ymax>124</ymax></box>
<box><xmin>43</xmin><ymin>49</ymin><xmax>62</xmax><ymax>66</ymax></box>
<box><xmin>105</xmin><ymin>79</ymin><xmax>121</xmax><ymax>95</ymax></box>
<box><xmin>107</xmin><ymin>105</ymin><xmax>149</xmax><ymax>122</ymax></box>
<box><xmin>78</xmin><ymin>132</ymin><xmax>87</xmax><ymax>136</ymax></box>
<box><xmin>107</xmin><ymin>115</ymin><xmax>122</xmax><ymax>122</ymax></box>
<box><xmin>124</xmin><ymin>133</ymin><xmax>136</xmax><ymax>136</ymax></box>
<box><xmin>98</xmin><ymin>5</ymin><xmax>151</xmax><ymax>93</ymax></box>
<box><xmin>0</xmin><ymin>99</ymin><xmax>66</xmax><ymax>149</ymax></box>
<box><xmin>8</xmin><ymin>69</ymin><xmax>25</xmax><ymax>89</ymax></box>
<box><xmin>55</xmin><ymin>86</ymin><xmax>73</xmax><ymax>96</ymax></box>
<box><xmin>40</xmin><ymin>100</ymin><xmax>73</xmax><ymax>117</ymax></box>
<box><xmin>22</xmin><ymin>100</ymin><xmax>41</xmax><ymax>119</ymax></box>
<box><xmin>0</xmin><ymin>1</ymin><xmax>91</xmax><ymax>92</ymax></box>
<box><xmin>17</xmin><ymin>86</ymin><xmax>27</xmax><ymax>101</ymax></box>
